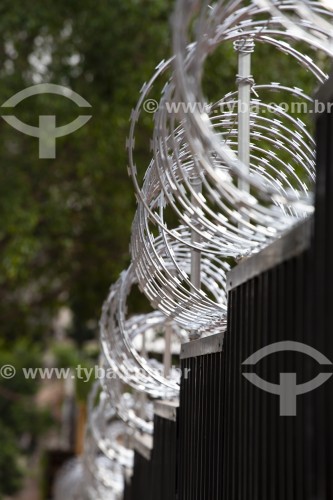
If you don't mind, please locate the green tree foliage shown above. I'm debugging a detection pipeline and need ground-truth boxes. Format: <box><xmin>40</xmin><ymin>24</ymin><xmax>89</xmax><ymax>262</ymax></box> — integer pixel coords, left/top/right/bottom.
<box><xmin>0</xmin><ymin>2</ymin><xmax>172</xmax><ymax>495</ymax></box>
<box><xmin>0</xmin><ymin>424</ymin><xmax>23</xmax><ymax>497</ymax></box>
<box><xmin>0</xmin><ymin>0</ymin><xmax>173</xmax><ymax>344</ymax></box>
<box><xmin>0</xmin><ymin>341</ymin><xmax>53</xmax><ymax>497</ymax></box>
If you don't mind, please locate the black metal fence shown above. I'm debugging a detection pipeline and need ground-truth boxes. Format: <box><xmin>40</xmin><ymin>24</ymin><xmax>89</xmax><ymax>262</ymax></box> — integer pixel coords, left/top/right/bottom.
<box><xmin>125</xmin><ymin>450</ymin><xmax>152</xmax><ymax>500</ymax></box>
<box><xmin>175</xmin><ymin>78</ymin><xmax>333</xmax><ymax>500</ymax></box>
<box><xmin>124</xmin><ymin>78</ymin><xmax>333</xmax><ymax>500</ymax></box>
<box><xmin>309</xmin><ymin>76</ymin><xmax>333</xmax><ymax>499</ymax></box>
<box><xmin>177</xmin><ymin>218</ymin><xmax>314</xmax><ymax>500</ymax></box>
<box><xmin>124</xmin><ymin>402</ymin><xmax>178</xmax><ymax>500</ymax></box>
<box><xmin>178</xmin><ymin>335</ymin><xmax>224</xmax><ymax>500</ymax></box>
<box><xmin>151</xmin><ymin>403</ymin><xmax>178</xmax><ymax>500</ymax></box>
<box><xmin>222</xmin><ymin>221</ymin><xmax>314</xmax><ymax>500</ymax></box>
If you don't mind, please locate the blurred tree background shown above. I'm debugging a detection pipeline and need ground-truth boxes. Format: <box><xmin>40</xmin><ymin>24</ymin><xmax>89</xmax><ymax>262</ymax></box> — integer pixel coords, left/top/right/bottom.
<box><xmin>0</xmin><ymin>0</ymin><xmax>173</xmax><ymax>496</ymax></box>
<box><xmin>0</xmin><ymin>0</ymin><xmax>327</xmax><ymax>497</ymax></box>
<box><xmin>0</xmin><ymin>0</ymin><xmax>174</xmax><ymax>347</ymax></box>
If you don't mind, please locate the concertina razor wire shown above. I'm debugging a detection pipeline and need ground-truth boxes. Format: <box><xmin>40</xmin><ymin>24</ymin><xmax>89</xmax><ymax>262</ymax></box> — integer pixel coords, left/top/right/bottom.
<box><xmin>53</xmin><ymin>1</ymin><xmax>333</xmax><ymax>497</ymax></box>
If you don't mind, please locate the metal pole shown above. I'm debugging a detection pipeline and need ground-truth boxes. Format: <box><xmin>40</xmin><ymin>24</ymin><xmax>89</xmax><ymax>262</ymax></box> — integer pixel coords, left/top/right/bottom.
<box><xmin>190</xmin><ymin>175</ymin><xmax>202</xmax><ymax>291</ymax></box>
<box><xmin>163</xmin><ymin>322</ymin><xmax>172</xmax><ymax>378</ymax></box>
<box><xmin>139</xmin><ymin>331</ymin><xmax>147</xmax><ymax>418</ymax></box>
<box><xmin>234</xmin><ymin>37</ymin><xmax>255</xmax><ymax>193</ymax></box>
<box><xmin>189</xmin><ymin>174</ymin><xmax>202</xmax><ymax>340</ymax></box>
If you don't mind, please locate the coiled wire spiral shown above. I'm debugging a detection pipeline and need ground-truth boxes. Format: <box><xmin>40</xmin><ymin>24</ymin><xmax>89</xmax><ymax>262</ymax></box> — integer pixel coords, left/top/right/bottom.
<box><xmin>54</xmin><ymin>1</ymin><xmax>333</xmax><ymax>496</ymax></box>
